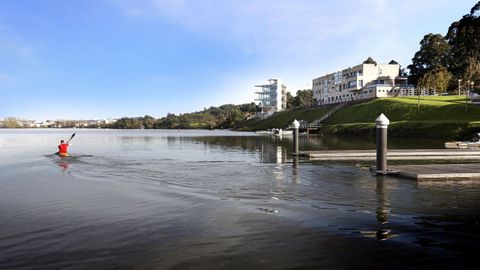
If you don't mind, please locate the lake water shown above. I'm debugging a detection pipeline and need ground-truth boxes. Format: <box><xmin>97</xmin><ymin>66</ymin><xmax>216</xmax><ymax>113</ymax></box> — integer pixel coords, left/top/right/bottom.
<box><xmin>0</xmin><ymin>129</ymin><xmax>479</xmax><ymax>269</ymax></box>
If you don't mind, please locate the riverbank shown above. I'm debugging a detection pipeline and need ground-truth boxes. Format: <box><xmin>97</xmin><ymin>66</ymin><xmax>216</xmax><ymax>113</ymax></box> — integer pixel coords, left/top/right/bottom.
<box><xmin>241</xmin><ymin>96</ymin><xmax>480</xmax><ymax>140</ymax></box>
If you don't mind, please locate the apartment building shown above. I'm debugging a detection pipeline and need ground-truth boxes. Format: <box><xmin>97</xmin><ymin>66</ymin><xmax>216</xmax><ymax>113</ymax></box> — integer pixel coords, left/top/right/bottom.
<box><xmin>312</xmin><ymin>58</ymin><xmax>414</xmax><ymax>105</ymax></box>
<box><xmin>254</xmin><ymin>78</ymin><xmax>287</xmax><ymax>118</ymax></box>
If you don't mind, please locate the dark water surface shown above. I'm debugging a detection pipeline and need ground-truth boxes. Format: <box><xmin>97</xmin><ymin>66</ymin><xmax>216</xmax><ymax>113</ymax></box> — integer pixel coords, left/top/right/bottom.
<box><xmin>0</xmin><ymin>129</ymin><xmax>479</xmax><ymax>269</ymax></box>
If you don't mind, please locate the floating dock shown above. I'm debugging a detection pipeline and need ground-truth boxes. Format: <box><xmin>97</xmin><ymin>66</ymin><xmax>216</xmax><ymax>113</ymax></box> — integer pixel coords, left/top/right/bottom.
<box><xmin>388</xmin><ymin>163</ymin><xmax>480</xmax><ymax>181</ymax></box>
<box><xmin>298</xmin><ymin>149</ymin><xmax>480</xmax><ymax>161</ymax></box>
<box><xmin>297</xmin><ymin>149</ymin><xmax>480</xmax><ymax>181</ymax></box>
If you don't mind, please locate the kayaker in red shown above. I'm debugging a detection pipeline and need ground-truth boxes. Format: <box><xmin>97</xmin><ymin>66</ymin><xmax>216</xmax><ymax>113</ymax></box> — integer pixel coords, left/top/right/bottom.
<box><xmin>58</xmin><ymin>140</ymin><xmax>70</xmax><ymax>157</ymax></box>
<box><xmin>57</xmin><ymin>133</ymin><xmax>75</xmax><ymax>157</ymax></box>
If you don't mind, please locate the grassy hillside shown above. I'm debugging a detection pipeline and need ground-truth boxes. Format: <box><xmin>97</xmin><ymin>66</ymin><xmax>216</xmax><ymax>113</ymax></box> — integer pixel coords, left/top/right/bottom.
<box><xmin>243</xmin><ymin>96</ymin><xmax>480</xmax><ymax>140</ymax></box>
<box><xmin>325</xmin><ymin>96</ymin><xmax>480</xmax><ymax>124</ymax></box>
<box><xmin>323</xmin><ymin>96</ymin><xmax>480</xmax><ymax>140</ymax></box>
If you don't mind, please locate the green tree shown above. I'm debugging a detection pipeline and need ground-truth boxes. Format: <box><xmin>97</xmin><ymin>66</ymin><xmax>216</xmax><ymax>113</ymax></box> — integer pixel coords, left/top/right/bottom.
<box><xmin>463</xmin><ymin>56</ymin><xmax>480</xmax><ymax>91</ymax></box>
<box><xmin>434</xmin><ymin>68</ymin><xmax>453</xmax><ymax>94</ymax></box>
<box><xmin>225</xmin><ymin>107</ymin><xmax>243</xmax><ymax>128</ymax></box>
<box><xmin>294</xmin><ymin>89</ymin><xmax>314</xmax><ymax>108</ymax></box>
<box><xmin>446</xmin><ymin>2</ymin><xmax>480</xmax><ymax>78</ymax></box>
<box><xmin>238</xmin><ymin>102</ymin><xmax>257</xmax><ymax>113</ymax></box>
<box><xmin>286</xmin><ymin>92</ymin><xmax>295</xmax><ymax>109</ymax></box>
<box><xmin>107</xmin><ymin>103</ymin><xmax>258</xmax><ymax>130</ymax></box>
<box><xmin>418</xmin><ymin>67</ymin><xmax>452</xmax><ymax>95</ymax></box>
<box><xmin>143</xmin><ymin>115</ymin><xmax>156</xmax><ymax>129</ymax></box>
<box><xmin>155</xmin><ymin>113</ymin><xmax>177</xmax><ymax>128</ymax></box>
<box><xmin>408</xmin><ymin>33</ymin><xmax>450</xmax><ymax>86</ymax></box>
<box><xmin>112</xmin><ymin>117</ymin><xmax>143</xmax><ymax>129</ymax></box>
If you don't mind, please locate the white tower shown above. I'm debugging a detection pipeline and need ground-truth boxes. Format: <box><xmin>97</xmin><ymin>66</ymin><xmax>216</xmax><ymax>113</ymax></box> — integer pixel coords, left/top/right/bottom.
<box><xmin>254</xmin><ymin>78</ymin><xmax>287</xmax><ymax>117</ymax></box>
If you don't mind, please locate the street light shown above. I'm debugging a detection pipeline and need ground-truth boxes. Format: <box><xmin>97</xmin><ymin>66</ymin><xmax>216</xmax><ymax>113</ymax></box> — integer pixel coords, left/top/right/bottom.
<box><xmin>465</xmin><ymin>80</ymin><xmax>472</xmax><ymax>112</ymax></box>
<box><xmin>458</xmin><ymin>79</ymin><xmax>462</xmax><ymax>96</ymax></box>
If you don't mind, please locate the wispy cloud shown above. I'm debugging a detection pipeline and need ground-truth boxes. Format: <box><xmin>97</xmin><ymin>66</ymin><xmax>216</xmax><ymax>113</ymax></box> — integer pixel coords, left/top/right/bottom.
<box><xmin>113</xmin><ymin>0</ymin><xmax>400</xmax><ymax>54</ymax></box>
<box><xmin>113</xmin><ymin>0</ymin><xmax>461</xmax><ymax>59</ymax></box>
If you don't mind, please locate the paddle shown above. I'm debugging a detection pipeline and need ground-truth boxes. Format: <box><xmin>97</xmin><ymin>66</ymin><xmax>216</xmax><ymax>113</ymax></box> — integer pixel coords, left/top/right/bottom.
<box><xmin>66</xmin><ymin>133</ymin><xmax>76</xmax><ymax>144</ymax></box>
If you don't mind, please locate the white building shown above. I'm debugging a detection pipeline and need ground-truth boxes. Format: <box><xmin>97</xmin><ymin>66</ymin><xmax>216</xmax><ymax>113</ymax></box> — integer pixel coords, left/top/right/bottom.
<box><xmin>254</xmin><ymin>78</ymin><xmax>287</xmax><ymax>118</ymax></box>
<box><xmin>312</xmin><ymin>58</ymin><xmax>415</xmax><ymax>105</ymax></box>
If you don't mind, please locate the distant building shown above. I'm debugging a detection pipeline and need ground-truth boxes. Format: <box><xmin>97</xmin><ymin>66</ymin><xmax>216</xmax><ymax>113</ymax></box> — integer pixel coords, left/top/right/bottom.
<box><xmin>254</xmin><ymin>78</ymin><xmax>287</xmax><ymax>118</ymax></box>
<box><xmin>312</xmin><ymin>58</ymin><xmax>415</xmax><ymax>105</ymax></box>
<box><xmin>104</xmin><ymin>118</ymin><xmax>117</xmax><ymax>124</ymax></box>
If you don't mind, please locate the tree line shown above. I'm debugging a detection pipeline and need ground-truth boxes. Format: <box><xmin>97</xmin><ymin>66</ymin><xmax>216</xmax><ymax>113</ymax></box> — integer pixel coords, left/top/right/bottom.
<box><xmin>108</xmin><ymin>103</ymin><xmax>259</xmax><ymax>129</ymax></box>
<box><xmin>107</xmin><ymin>90</ymin><xmax>316</xmax><ymax>129</ymax></box>
<box><xmin>408</xmin><ymin>1</ymin><xmax>480</xmax><ymax>94</ymax></box>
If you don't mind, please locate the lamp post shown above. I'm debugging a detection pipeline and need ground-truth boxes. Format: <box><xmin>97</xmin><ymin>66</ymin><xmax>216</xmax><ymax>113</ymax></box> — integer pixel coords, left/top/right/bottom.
<box><xmin>465</xmin><ymin>86</ymin><xmax>470</xmax><ymax>112</ymax></box>
<box><xmin>458</xmin><ymin>79</ymin><xmax>462</xmax><ymax>96</ymax></box>
<box><xmin>466</xmin><ymin>81</ymin><xmax>475</xmax><ymax>112</ymax></box>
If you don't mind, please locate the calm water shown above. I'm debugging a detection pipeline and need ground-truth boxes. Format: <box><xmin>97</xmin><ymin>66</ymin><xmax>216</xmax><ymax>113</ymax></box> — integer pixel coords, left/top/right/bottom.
<box><xmin>0</xmin><ymin>129</ymin><xmax>479</xmax><ymax>269</ymax></box>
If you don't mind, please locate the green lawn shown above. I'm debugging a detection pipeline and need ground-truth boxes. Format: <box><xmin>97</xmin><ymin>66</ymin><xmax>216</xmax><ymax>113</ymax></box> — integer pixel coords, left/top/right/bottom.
<box><xmin>324</xmin><ymin>96</ymin><xmax>480</xmax><ymax>124</ymax></box>
<box><xmin>321</xmin><ymin>96</ymin><xmax>480</xmax><ymax>139</ymax></box>
<box><xmin>398</xmin><ymin>95</ymin><xmax>472</xmax><ymax>105</ymax></box>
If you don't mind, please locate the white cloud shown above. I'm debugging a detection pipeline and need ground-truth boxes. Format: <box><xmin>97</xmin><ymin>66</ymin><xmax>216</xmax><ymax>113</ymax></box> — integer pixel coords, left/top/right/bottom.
<box><xmin>114</xmin><ymin>0</ymin><xmax>400</xmax><ymax>54</ymax></box>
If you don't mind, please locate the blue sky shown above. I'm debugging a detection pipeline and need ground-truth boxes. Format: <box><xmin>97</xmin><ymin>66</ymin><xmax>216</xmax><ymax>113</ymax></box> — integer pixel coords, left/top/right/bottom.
<box><xmin>0</xmin><ymin>0</ymin><xmax>475</xmax><ymax>120</ymax></box>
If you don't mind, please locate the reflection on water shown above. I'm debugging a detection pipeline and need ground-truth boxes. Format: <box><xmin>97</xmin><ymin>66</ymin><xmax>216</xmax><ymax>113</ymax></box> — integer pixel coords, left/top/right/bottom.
<box><xmin>0</xmin><ymin>129</ymin><xmax>478</xmax><ymax>269</ymax></box>
<box><xmin>57</xmin><ymin>159</ymin><xmax>70</xmax><ymax>171</ymax></box>
<box><xmin>188</xmin><ymin>133</ymin><xmax>446</xmax><ymax>164</ymax></box>
<box><xmin>375</xmin><ymin>177</ymin><xmax>392</xmax><ymax>240</ymax></box>
<box><xmin>376</xmin><ymin>177</ymin><xmax>390</xmax><ymax>224</ymax></box>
